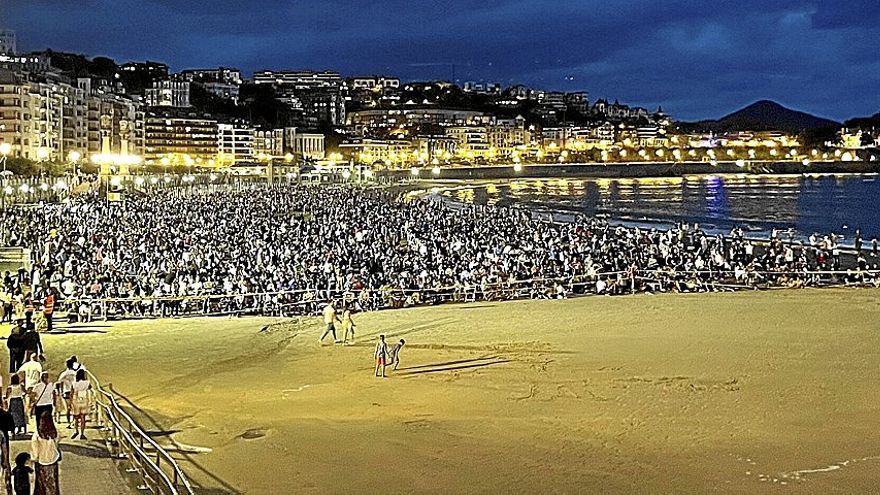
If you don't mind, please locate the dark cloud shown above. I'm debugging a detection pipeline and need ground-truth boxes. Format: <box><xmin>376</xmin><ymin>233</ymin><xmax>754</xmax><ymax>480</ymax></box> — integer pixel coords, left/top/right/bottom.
<box><xmin>6</xmin><ymin>0</ymin><xmax>879</xmax><ymax>120</ymax></box>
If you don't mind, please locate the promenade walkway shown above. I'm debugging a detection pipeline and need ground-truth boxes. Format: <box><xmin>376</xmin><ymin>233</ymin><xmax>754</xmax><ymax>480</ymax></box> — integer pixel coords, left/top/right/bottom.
<box><xmin>8</xmin><ymin>421</ymin><xmax>133</xmax><ymax>494</ymax></box>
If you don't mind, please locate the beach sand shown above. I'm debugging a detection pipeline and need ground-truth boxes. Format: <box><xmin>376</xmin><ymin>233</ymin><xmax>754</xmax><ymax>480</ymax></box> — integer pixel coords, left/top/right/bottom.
<box><xmin>40</xmin><ymin>288</ymin><xmax>880</xmax><ymax>494</ymax></box>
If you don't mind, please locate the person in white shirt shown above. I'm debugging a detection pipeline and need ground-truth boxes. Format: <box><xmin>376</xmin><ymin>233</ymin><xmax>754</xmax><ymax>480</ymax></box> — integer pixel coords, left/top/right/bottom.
<box><xmin>18</xmin><ymin>353</ymin><xmax>42</xmax><ymax>391</ymax></box>
<box><xmin>57</xmin><ymin>358</ymin><xmax>78</xmax><ymax>428</ymax></box>
<box><xmin>319</xmin><ymin>301</ymin><xmax>340</xmax><ymax>343</ymax></box>
<box><xmin>30</xmin><ymin>373</ymin><xmax>56</xmax><ymax>422</ymax></box>
<box><xmin>31</xmin><ymin>411</ymin><xmax>60</xmax><ymax>494</ymax></box>
<box><xmin>70</xmin><ymin>369</ymin><xmax>92</xmax><ymax>440</ymax></box>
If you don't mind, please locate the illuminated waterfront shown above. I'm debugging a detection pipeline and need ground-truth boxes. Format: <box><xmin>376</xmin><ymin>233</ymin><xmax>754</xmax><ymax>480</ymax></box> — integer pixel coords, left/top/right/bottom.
<box><xmin>437</xmin><ymin>174</ymin><xmax>880</xmax><ymax>242</ymax></box>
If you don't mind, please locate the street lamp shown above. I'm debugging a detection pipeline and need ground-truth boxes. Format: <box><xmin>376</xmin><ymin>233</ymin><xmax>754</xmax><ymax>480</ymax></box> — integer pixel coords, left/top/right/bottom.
<box><xmin>0</xmin><ymin>142</ymin><xmax>10</xmax><ymax>177</ymax></box>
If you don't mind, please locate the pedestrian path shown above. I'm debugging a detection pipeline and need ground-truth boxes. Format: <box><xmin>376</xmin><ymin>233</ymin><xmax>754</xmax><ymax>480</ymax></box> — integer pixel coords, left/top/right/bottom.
<box><xmin>9</xmin><ymin>423</ymin><xmax>134</xmax><ymax>494</ymax></box>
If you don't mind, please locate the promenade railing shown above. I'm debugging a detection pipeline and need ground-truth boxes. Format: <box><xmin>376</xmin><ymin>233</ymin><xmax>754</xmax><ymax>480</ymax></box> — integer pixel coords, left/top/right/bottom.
<box><xmin>52</xmin><ymin>267</ymin><xmax>880</xmax><ymax>322</ymax></box>
<box><xmin>86</xmin><ymin>370</ymin><xmax>195</xmax><ymax>495</ymax></box>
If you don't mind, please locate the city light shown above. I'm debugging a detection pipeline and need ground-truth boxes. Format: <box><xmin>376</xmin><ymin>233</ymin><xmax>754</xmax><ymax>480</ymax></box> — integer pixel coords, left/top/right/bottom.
<box><xmin>3</xmin><ymin>186</ymin><xmax>12</xmax><ymax>195</ymax></box>
<box><xmin>410</xmin><ymin>167</ymin><xmax>420</xmax><ymax>176</ymax></box>
<box><xmin>134</xmin><ymin>177</ymin><xmax>145</xmax><ymax>186</ymax></box>
<box><xmin>342</xmin><ymin>170</ymin><xmax>352</xmax><ymax>180</ymax></box>
<box><xmin>431</xmin><ymin>166</ymin><xmax>441</xmax><ymax>176</ymax></box>
<box><xmin>0</xmin><ymin>143</ymin><xmax>11</xmax><ymax>156</ymax></box>
<box><xmin>91</xmin><ymin>154</ymin><xmax>142</xmax><ymax>165</ymax></box>
<box><xmin>109</xmin><ymin>177</ymin><xmax>122</xmax><ymax>187</ymax></box>
<box><xmin>735</xmin><ymin>159</ymin><xmax>746</xmax><ymax>167</ymax></box>
<box><xmin>67</xmin><ymin>151</ymin><xmax>81</xmax><ymax>162</ymax></box>
<box><xmin>513</xmin><ymin>163</ymin><xmax>523</xmax><ymax>172</ymax></box>
<box><xmin>36</xmin><ymin>148</ymin><xmax>49</xmax><ymax>160</ymax></box>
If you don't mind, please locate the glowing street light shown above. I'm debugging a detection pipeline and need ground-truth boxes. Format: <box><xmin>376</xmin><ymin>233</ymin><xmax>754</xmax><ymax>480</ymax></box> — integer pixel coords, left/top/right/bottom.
<box><xmin>342</xmin><ymin>169</ymin><xmax>352</xmax><ymax>180</ymax></box>
<box><xmin>513</xmin><ymin>162</ymin><xmax>523</xmax><ymax>172</ymax></box>
<box><xmin>735</xmin><ymin>159</ymin><xmax>746</xmax><ymax>167</ymax></box>
<box><xmin>67</xmin><ymin>151</ymin><xmax>81</xmax><ymax>163</ymax></box>
<box><xmin>0</xmin><ymin>143</ymin><xmax>11</xmax><ymax>156</ymax></box>
<box><xmin>431</xmin><ymin>166</ymin><xmax>441</xmax><ymax>176</ymax></box>
<box><xmin>410</xmin><ymin>167</ymin><xmax>420</xmax><ymax>177</ymax></box>
<box><xmin>36</xmin><ymin>147</ymin><xmax>49</xmax><ymax>161</ymax></box>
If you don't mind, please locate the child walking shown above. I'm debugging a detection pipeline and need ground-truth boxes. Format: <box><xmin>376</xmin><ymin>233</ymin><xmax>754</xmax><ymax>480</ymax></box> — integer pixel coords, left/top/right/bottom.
<box><xmin>12</xmin><ymin>452</ymin><xmax>32</xmax><ymax>495</ymax></box>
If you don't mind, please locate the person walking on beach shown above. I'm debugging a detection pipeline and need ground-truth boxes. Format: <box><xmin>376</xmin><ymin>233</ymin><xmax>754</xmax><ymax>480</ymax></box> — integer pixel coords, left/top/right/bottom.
<box><xmin>70</xmin><ymin>369</ymin><xmax>91</xmax><ymax>440</ymax></box>
<box><xmin>57</xmin><ymin>358</ymin><xmax>78</xmax><ymax>428</ymax></box>
<box><xmin>6</xmin><ymin>374</ymin><xmax>27</xmax><ymax>436</ymax></box>
<box><xmin>21</xmin><ymin>327</ymin><xmax>43</xmax><ymax>363</ymax></box>
<box><xmin>12</xmin><ymin>452</ymin><xmax>32</xmax><ymax>495</ymax></box>
<box><xmin>6</xmin><ymin>326</ymin><xmax>23</xmax><ymax>373</ymax></box>
<box><xmin>341</xmin><ymin>306</ymin><xmax>356</xmax><ymax>345</ymax></box>
<box><xmin>18</xmin><ymin>353</ymin><xmax>42</xmax><ymax>392</ymax></box>
<box><xmin>388</xmin><ymin>339</ymin><xmax>405</xmax><ymax>371</ymax></box>
<box><xmin>30</xmin><ymin>412</ymin><xmax>60</xmax><ymax>495</ymax></box>
<box><xmin>30</xmin><ymin>373</ymin><xmax>55</xmax><ymax>423</ymax></box>
<box><xmin>320</xmin><ymin>300</ymin><xmax>341</xmax><ymax>343</ymax></box>
<box><xmin>375</xmin><ymin>335</ymin><xmax>389</xmax><ymax>378</ymax></box>
<box><xmin>41</xmin><ymin>290</ymin><xmax>55</xmax><ymax>333</ymax></box>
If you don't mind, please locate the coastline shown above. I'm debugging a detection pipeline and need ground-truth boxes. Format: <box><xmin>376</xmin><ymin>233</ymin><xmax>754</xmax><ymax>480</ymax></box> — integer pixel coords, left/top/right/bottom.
<box><xmin>379</xmin><ymin>159</ymin><xmax>880</xmax><ymax>181</ymax></box>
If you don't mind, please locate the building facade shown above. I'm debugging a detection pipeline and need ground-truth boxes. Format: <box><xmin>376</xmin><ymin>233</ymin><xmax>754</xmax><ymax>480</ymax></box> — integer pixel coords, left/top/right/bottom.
<box><xmin>144</xmin><ymin>80</ymin><xmax>191</xmax><ymax>107</ymax></box>
<box><xmin>144</xmin><ymin>114</ymin><xmax>218</xmax><ymax>164</ymax></box>
<box><xmin>217</xmin><ymin>122</ymin><xmax>254</xmax><ymax>165</ymax></box>
<box><xmin>0</xmin><ymin>30</ymin><xmax>16</xmax><ymax>56</ymax></box>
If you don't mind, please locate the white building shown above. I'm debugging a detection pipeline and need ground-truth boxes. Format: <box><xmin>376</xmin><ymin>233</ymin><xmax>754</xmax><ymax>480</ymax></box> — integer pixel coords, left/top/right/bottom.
<box><xmin>253</xmin><ymin>70</ymin><xmax>342</xmax><ymax>90</ymax></box>
<box><xmin>283</xmin><ymin>128</ymin><xmax>325</xmax><ymax>160</ymax></box>
<box><xmin>218</xmin><ymin>123</ymin><xmax>255</xmax><ymax>165</ymax></box>
<box><xmin>350</xmin><ymin>76</ymin><xmax>401</xmax><ymax>90</ymax></box>
<box><xmin>144</xmin><ymin>80</ymin><xmax>191</xmax><ymax>107</ymax></box>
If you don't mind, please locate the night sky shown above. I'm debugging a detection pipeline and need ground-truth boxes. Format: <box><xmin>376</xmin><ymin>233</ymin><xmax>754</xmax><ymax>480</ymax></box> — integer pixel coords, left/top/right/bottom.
<box><xmin>5</xmin><ymin>0</ymin><xmax>879</xmax><ymax>121</ymax></box>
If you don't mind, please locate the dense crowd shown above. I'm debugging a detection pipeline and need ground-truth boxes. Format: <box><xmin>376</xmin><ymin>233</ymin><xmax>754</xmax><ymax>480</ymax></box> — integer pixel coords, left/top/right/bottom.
<box><xmin>0</xmin><ymin>184</ymin><xmax>877</xmax><ymax>320</ymax></box>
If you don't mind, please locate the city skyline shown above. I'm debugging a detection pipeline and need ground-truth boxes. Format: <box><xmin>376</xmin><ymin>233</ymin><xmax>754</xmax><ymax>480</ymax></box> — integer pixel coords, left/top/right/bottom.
<box><xmin>5</xmin><ymin>0</ymin><xmax>879</xmax><ymax>122</ymax></box>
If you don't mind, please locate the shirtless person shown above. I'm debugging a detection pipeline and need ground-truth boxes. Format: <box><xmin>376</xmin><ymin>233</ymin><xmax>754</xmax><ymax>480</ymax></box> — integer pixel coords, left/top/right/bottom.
<box><xmin>388</xmin><ymin>339</ymin><xmax>405</xmax><ymax>371</ymax></box>
<box><xmin>374</xmin><ymin>335</ymin><xmax>388</xmax><ymax>378</ymax></box>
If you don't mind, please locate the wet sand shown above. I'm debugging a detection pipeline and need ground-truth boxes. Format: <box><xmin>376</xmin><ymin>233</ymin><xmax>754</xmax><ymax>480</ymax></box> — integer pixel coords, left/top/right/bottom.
<box><xmin>40</xmin><ymin>288</ymin><xmax>880</xmax><ymax>494</ymax></box>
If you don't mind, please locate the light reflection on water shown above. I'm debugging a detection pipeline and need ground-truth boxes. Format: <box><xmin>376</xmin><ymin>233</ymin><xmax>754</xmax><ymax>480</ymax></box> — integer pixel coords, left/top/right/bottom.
<box><xmin>439</xmin><ymin>174</ymin><xmax>880</xmax><ymax>241</ymax></box>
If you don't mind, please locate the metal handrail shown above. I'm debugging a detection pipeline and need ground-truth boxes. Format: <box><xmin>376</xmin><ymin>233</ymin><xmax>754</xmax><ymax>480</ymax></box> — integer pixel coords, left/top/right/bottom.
<box><xmin>86</xmin><ymin>370</ymin><xmax>195</xmax><ymax>495</ymax></box>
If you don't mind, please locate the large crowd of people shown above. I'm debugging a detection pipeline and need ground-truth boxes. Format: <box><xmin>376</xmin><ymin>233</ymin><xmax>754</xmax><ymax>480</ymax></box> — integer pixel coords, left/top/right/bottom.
<box><xmin>0</xmin><ymin>183</ymin><xmax>876</xmax><ymax>321</ymax></box>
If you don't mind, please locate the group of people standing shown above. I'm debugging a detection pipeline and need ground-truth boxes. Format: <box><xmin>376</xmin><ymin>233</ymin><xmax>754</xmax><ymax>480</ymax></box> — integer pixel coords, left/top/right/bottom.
<box><xmin>318</xmin><ymin>300</ymin><xmax>405</xmax><ymax>378</ymax></box>
<box><xmin>0</xmin><ymin>340</ymin><xmax>93</xmax><ymax>495</ymax></box>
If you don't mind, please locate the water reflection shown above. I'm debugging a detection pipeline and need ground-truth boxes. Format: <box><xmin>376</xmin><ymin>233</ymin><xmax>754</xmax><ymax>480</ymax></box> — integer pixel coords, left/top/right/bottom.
<box><xmin>440</xmin><ymin>174</ymin><xmax>879</xmax><ymax>240</ymax></box>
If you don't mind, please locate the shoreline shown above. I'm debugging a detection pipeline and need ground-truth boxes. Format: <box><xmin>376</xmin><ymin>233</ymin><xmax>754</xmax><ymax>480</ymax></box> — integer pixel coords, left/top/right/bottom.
<box><xmin>379</xmin><ymin>159</ymin><xmax>880</xmax><ymax>181</ymax></box>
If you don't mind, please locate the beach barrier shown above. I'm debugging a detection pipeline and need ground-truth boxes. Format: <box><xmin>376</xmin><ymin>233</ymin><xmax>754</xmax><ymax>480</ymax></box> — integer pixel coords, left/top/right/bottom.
<box><xmin>86</xmin><ymin>370</ymin><xmax>195</xmax><ymax>495</ymax></box>
<box><xmin>50</xmin><ymin>266</ymin><xmax>880</xmax><ymax>322</ymax></box>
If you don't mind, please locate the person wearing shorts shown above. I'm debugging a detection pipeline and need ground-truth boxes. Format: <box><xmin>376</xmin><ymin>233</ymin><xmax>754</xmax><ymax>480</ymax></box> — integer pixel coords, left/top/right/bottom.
<box><xmin>374</xmin><ymin>335</ymin><xmax>388</xmax><ymax>378</ymax></box>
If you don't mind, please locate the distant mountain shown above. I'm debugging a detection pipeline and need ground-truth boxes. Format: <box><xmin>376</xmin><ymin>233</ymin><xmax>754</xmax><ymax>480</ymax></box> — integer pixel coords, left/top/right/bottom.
<box><xmin>844</xmin><ymin>111</ymin><xmax>880</xmax><ymax>129</ymax></box>
<box><xmin>689</xmin><ymin>100</ymin><xmax>840</xmax><ymax>134</ymax></box>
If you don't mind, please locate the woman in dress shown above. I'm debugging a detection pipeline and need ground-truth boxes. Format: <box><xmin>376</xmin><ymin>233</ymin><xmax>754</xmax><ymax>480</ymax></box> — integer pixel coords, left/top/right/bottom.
<box><xmin>30</xmin><ymin>412</ymin><xmax>60</xmax><ymax>495</ymax></box>
<box><xmin>70</xmin><ymin>369</ymin><xmax>91</xmax><ymax>440</ymax></box>
<box><xmin>6</xmin><ymin>374</ymin><xmax>26</xmax><ymax>436</ymax></box>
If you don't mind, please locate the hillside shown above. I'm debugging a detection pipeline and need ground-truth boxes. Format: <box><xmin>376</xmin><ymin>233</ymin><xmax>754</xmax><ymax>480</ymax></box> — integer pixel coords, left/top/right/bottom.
<box><xmin>691</xmin><ymin>100</ymin><xmax>839</xmax><ymax>133</ymax></box>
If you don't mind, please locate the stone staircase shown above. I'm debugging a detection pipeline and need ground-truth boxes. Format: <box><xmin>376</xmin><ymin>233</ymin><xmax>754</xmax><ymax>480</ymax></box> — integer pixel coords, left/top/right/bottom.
<box><xmin>0</xmin><ymin>246</ymin><xmax>30</xmax><ymax>273</ymax></box>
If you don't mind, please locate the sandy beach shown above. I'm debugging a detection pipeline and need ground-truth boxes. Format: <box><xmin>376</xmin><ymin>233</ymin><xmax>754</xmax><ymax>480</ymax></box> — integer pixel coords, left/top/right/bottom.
<box><xmin>35</xmin><ymin>288</ymin><xmax>880</xmax><ymax>494</ymax></box>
